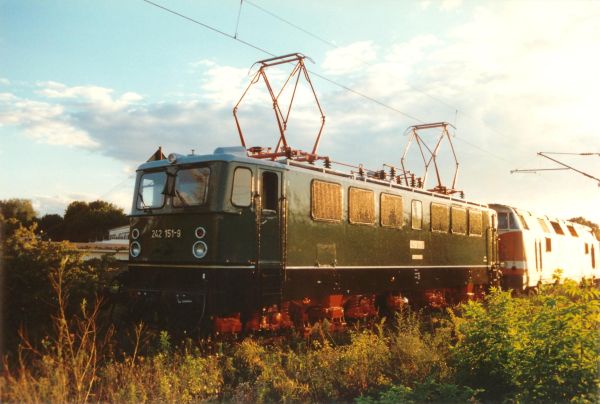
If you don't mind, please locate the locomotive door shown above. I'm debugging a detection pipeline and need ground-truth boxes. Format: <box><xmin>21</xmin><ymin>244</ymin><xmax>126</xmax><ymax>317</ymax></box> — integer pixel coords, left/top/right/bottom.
<box><xmin>256</xmin><ymin>169</ymin><xmax>284</xmax><ymax>306</ymax></box>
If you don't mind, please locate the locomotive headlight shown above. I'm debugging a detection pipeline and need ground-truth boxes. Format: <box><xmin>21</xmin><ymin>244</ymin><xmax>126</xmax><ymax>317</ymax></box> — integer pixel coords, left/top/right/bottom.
<box><xmin>130</xmin><ymin>241</ymin><xmax>141</xmax><ymax>257</ymax></box>
<box><xmin>195</xmin><ymin>226</ymin><xmax>206</xmax><ymax>239</ymax></box>
<box><xmin>168</xmin><ymin>153</ymin><xmax>183</xmax><ymax>164</ymax></box>
<box><xmin>192</xmin><ymin>241</ymin><xmax>208</xmax><ymax>259</ymax></box>
<box><xmin>131</xmin><ymin>228</ymin><xmax>140</xmax><ymax>240</ymax></box>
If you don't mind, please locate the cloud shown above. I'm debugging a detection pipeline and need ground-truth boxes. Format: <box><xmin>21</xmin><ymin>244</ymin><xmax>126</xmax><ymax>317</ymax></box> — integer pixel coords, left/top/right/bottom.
<box><xmin>199</xmin><ymin>64</ymin><xmax>249</xmax><ymax>105</ymax></box>
<box><xmin>32</xmin><ymin>194</ymin><xmax>92</xmax><ymax>216</ymax></box>
<box><xmin>440</xmin><ymin>0</ymin><xmax>462</xmax><ymax>11</ymax></box>
<box><xmin>37</xmin><ymin>81</ymin><xmax>144</xmax><ymax>111</ymax></box>
<box><xmin>322</xmin><ymin>41</ymin><xmax>378</xmax><ymax>76</ymax></box>
<box><xmin>316</xmin><ymin>2</ymin><xmax>600</xmax><ymax>221</ymax></box>
<box><xmin>188</xmin><ymin>59</ymin><xmax>217</xmax><ymax>70</ymax></box>
<box><xmin>0</xmin><ymin>78</ymin><xmax>9</xmax><ymax>86</ymax></box>
<box><xmin>0</xmin><ymin>92</ymin><xmax>99</xmax><ymax>147</ymax></box>
<box><xmin>3</xmin><ymin>1</ymin><xmax>600</xmax><ymax>222</ymax></box>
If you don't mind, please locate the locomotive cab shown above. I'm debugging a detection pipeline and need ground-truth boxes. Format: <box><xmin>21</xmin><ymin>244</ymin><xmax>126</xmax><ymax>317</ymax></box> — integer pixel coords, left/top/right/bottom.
<box><xmin>127</xmin><ymin>146</ymin><xmax>285</xmax><ymax>322</ymax></box>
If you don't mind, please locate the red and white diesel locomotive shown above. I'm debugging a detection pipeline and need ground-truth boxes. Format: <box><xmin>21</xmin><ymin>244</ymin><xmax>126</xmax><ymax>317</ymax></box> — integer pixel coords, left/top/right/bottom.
<box><xmin>491</xmin><ymin>204</ymin><xmax>599</xmax><ymax>290</ymax></box>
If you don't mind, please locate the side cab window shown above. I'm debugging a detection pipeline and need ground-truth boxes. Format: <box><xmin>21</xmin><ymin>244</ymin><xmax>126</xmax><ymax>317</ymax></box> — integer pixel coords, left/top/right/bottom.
<box><xmin>231</xmin><ymin>167</ymin><xmax>253</xmax><ymax>207</ymax></box>
<box><xmin>262</xmin><ymin>171</ymin><xmax>279</xmax><ymax>213</ymax></box>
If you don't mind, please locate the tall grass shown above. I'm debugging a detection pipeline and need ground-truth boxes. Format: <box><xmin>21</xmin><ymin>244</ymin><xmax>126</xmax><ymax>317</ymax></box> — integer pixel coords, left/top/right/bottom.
<box><xmin>1</xmin><ymin>262</ymin><xmax>598</xmax><ymax>403</ymax></box>
<box><xmin>1</xmin><ymin>258</ymin><xmax>110</xmax><ymax>402</ymax></box>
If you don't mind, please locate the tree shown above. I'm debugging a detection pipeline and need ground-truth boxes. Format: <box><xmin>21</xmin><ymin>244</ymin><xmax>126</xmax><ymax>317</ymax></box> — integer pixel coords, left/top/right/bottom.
<box><xmin>0</xmin><ymin>198</ymin><xmax>37</xmax><ymax>225</ymax></box>
<box><xmin>63</xmin><ymin>200</ymin><xmax>128</xmax><ymax>242</ymax></box>
<box><xmin>38</xmin><ymin>213</ymin><xmax>65</xmax><ymax>241</ymax></box>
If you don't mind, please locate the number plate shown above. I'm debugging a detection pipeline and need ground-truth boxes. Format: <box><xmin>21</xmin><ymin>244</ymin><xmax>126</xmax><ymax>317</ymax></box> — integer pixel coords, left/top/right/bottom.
<box><xmin>151</xmin><ymin>229</ymin><xmax>183</xmax><ymax>239</ymax></box>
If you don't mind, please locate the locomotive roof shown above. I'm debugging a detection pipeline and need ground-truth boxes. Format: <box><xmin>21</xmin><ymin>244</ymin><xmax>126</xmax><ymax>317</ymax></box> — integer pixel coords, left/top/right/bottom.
<box><xmin>490</xmin><ymin>203</ymin><xmax>593</xmax><ymax>232</ymax></box>
<box><xmin>136</xmin><ymin>146</ymin><xmax>288</xmax><ymax>171</ymax></box>
<box><xmin>137</xmin><ymin>146</ymin><xmax>490</xmax><ymax>209</ymax></box>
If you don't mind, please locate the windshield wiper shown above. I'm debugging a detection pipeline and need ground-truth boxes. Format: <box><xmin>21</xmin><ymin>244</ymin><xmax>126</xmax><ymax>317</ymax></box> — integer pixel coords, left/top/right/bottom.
<box><xmin>138</xmin><ymin>191</ymin><xmax>153</xmax><ymax>212</ymax></box>
<box><xmin>175</xmin><ymin>190</ymin><xmax>189</xmax><ymax>207</ymax></box>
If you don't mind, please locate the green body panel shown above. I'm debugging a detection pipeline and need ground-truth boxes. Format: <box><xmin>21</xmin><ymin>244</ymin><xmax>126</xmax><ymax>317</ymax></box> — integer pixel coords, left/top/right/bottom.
<box><xmin>284</xmin><ymin>169</ymin><xmax>492</xmax><ymax>268</ymax></box>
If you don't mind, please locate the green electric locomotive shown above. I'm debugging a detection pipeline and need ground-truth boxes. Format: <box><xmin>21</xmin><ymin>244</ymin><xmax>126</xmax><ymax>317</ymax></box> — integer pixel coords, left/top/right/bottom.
<box><xmin>127</xmin><ymin>145</ymin><xmax>499</xmax><ymax>333</ymax></box>
<box><xmin>126</xmin><ymin>53</ymin><xmax>499</xmax><ymax>333</ymax></box>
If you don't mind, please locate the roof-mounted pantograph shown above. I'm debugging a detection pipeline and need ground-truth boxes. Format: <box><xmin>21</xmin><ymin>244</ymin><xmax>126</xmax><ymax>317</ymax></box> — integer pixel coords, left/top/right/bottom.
<box><xmin>233</xmin><ymin>53</ymin><xmax>327</xmax><ymax>163</ymax></box>
<box><xmin>400</xmin><ymin>122</ymin><xmax>462</xmax><ymax>196</ymax></box>
<box><xmin>233</xmin><ymin>54</ymin><xmax>465</xmax><ymax>197</ymax></box>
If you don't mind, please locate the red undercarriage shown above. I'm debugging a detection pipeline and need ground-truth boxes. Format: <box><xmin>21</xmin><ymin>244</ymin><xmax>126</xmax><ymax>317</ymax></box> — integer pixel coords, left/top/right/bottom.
<box><xmin>212</xmin><ymin>286</ymin><xmax>485</xmax><ymax>334</ymax></box>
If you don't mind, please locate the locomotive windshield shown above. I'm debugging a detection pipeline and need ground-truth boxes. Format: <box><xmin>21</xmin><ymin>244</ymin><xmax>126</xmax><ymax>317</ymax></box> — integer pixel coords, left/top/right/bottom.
<box><xmin>137</xmin><ymin>171</ymin><xmax>167</xmax><ymax>209</ymax></box>
<box><xmin>173</xmin><ymin>167</ymin><xmax>210</xmax><ymax>207</ymax></box>
<box><xmin>498</xmin><ymin>211</ymin><xmax>524</xmax><ymax>230</ymax></box>
<box><xmin>136</xmin><ymin>166</ymin><xmax>210</xmax><ymax>210</ymax></box>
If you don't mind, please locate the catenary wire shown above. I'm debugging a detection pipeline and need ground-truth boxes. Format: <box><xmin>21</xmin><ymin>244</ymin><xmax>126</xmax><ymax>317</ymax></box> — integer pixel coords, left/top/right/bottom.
<box><xmin>98</xmin><ymin>174</ymin><xmax>136</xmax><ymax>201</ymax></box>
<box><xmin>234</xmin><ymin>0</ymin><xmax>244</xmax><ymax>38</ymax></box>
<box><xmin>143</xmin><ymin>0</ymin><xmax>274</xmax><ymax>55</ymax></box>
<box><xmin>142</xmin><ymin>0</ymin><xmax>423</xmax><ymax>122</ymax></box>
<box><xmin>244</xmin><ymin>0</ymin><xmax>459</xmax><ymax>113</ymax></box>
<box><xmin>141</xmin><ymin>0</ymin><xmax>513</xmax><ymax>164</ymax></box>
<box><xmin>309</xmin><ymin>71</ymin><xmax>425</xmax><ymax>123</ymax></box>
<box><xmin>243</xmin><ymin>0</ymin><xmax>514</xmax><ymax>162</ymax></box>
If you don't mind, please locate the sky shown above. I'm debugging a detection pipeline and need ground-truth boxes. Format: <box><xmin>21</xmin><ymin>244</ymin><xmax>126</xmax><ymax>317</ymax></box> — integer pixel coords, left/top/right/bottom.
<box><xmin>1</xmin><ymin>0</ymin><xmax>599</xmax><ymax>223</ymax></box>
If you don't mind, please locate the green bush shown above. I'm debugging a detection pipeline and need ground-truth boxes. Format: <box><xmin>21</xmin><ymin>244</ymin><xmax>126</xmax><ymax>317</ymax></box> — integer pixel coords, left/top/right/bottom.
<box><xmin>356</xmin><ymin>379</ymin><xmax>479</xmax><ymax>404</ymax></box>
<box><xmin>451</xmin><ymin>283</ymin><xmax>600</xmax><ymax>402</ymax></box>
<box><xmin>2</xmin><ymin>223</ymin><xmax>122</xmax><ymax>351</ymax></box>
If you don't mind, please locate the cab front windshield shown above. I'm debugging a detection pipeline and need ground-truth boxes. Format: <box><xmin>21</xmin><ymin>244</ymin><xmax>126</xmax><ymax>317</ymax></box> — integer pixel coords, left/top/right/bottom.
<box><xmin>136</xmin><ymin>166</ymin><xmax>210</xmax><ymax>210</ymax></box>
<box><xmin>137</xmin><ymin>171</ymin><xmax>167</xmax><ymax>209</ymax></box>
<box><xmin>173</xmin><ymin>167</ymin><xmax>210</xmax><ymax>207</ymax></box>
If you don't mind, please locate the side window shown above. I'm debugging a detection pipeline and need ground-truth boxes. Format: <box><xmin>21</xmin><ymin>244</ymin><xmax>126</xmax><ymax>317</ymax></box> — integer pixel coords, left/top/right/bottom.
<box><xmin>311</xmin><ymin>180</ymin><xmax>342</xmax><ymax>222</ymax></box>
<box><xmin>545</xmin><ymin>237</ymin><xmax>552</xmax><ymax>252</ymax></box>
<box><xmin>451</xmin><ymin>206</ymin><xmax>467</xmax><ymax>235</ymax></box>
<box><xmin>498</xmin><ymin>212</ymin><xmax>509</xmax><ymax>229</ymax></box>
<box><xmin>349</xmin><ymin>187</ymin><xmax>375</xmax><ymax>225</ymax></box>
<box><xmin>231</xmin><ymin>167</ymin><xmax>252</xmax><ymax>207</ymax></box>
<box><xmin>550</xmin><ymin>221</ymin><xmax>565</xmax><ymax>235</ymax></box>
<box><xmin>380</xmin><ymin>193</ymin><xmax>403</xmax><ymax>228</ymax></box>
<box><xmin>517</xmin><ymin>214</ymin><xmax>529</xmax><ymax>230</ymax></box>
<box><xmin>469</xmin><ymin>210</ymin><xmax>483</xmax><ymax>236</ymax></box>
<box><xmin>262</xmin><ymin>171</ymin><xmax>279</xmax><ymax>212</ymax></box>
<box><xmin>431</xmin><ymin>203</ymin><xmax>450</xmax><ymax>232</ymax></box>
<box><xmin>411</xmin><ymin>200</ymin><xmax>423</xmax><ymax>230</ymax></box>
<box><xmin>537</xmin><ymin>219</ymin><xmax>550</xmax><ymax>233</ymax></box>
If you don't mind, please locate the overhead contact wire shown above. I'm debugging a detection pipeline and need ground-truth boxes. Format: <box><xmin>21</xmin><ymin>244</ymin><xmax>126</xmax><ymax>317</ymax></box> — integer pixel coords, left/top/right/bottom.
<box><xmin>142</xmin><ymin>0</ymin><xmax>512</xmax><ymax>163</ymax></box>
<box><xmin>310</xmin><ymin>71</ymin><xmax>424</xmax><ymax>123</ymax></box>
<box><xmin>245</xmin><ymin>0</ymin><xmax>522</xmax><ymax>153</ymax></box>
<box><xmin>234</xmin><ymin>0</ymin><xmax>244</xmax><ymax>39</ymax></box>
<box><xmin>244</xmin><ymin>0</ymin><xmax>336</xmax><ymax>48</ymax></box>
<box><xmin>142</xmin><ymin>0</ymin><xmax>274</xmax><ymax>56</ymax></box>
<box><xmin>142</xmin><ymin>0</ymin><xmax>423</xmax><ymax>123</ymax></box>
<box><xmin>244</xmin><ymin>0</ymin><xmax>459</xmax><ymax>113</ymax></box>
